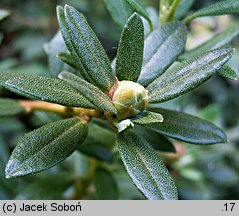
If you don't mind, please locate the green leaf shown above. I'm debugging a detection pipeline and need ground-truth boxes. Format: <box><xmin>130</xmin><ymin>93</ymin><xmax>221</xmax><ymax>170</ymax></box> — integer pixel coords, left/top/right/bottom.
<box><xmin>56</xmin><ymin>52</ymin><xmax>81</xmax><ymax>72</ymax></box>
<box><xmin>56</xmin><ymin>8</ymin><xmax>87</xmax><ymax>78</ymax></box>
<box><xmin>59</xmin><ymin>71</ymin><xmax>116</xmax><ymax>113</ymax></box>
<box><xmin>5</xmin><ymin>117</ymin><xmax>88</xmax><ymax>178</ymax></box>
<box><xmin>94</xmin><ymin>168</ymin><xmax>119</xmax><ymax>200</ymax></box>
<box><xmin>0</xmin><ymin>74</ymin><xmax>96</xmax><ymax>109</ymax></box>
<box><xmin>134</xmin><ymin>125</ymin><xmax>176</xmax><ymax>152</ymax></box>
<box><xmin>147</xmin><ymin>107</ymin><xmax>227</xmax><ymax>144</ymax></box>
<box><xmin>117</xmin><ymin>130</ymin><xmax>178</xmax><ymax>200</ymax></box>
<box><xmin>104</xmin><ymin>0</ymin><xmax>132</xmax><ymax>29</ymax></box>
<box><xmin>116</xmin><ymin>13</ymin><xmax>144</xmax><ymax>82</ymax></box>
<box><xmin>147</xmin><ymin>48</ymin><xmax>234</xmax><ymax>103</ymax></box>
<box><xmin>175</xmin><ymin>0</ymin><xmax>195</xmax><ymax>19</ymax></box>
<box><xmin>78</xmin><ymin>123</ymin><xmax>116</xmax><ymax>162</ymax></box>
<box><xmin>117</xmin><ymin>130</ymin><xmax>177</xmax><ymax>200</ymax></box>
<box><xmin>131</xmin><ymin>111</ymin><xmax>163</xmax><ymax>124</ymax></box>
<box><xmin>138</xmin><ymin>21</ymin><xmax>187</xmax><ymax>86</ymax></box>
<box><xmin>179</xmin><ymin>25</ymin><xmax>239</xmax><ymax>61</ymax></box>
<box><xmin>184</xmin><ymin>0</ymin><xmax>239</xmax><ymax>23</ymax></box>
<box><xmin>0</xmin><ymin>9</ymin><xmax>10</xmax><ymax>21</ymax></box>
<box><xmin>15</xmin><ymin>173</ymin><xmax>76</xmax><ymax>199</ymax></box>
<box><xmin>125</xmin><ymin>0</ymin><xmax>151</xmax><ymax>23</ymax></box>
<box><xmin>57</xmin><ymin>5</ymin><xmax>114</xmax><ymax>92</ymax></box>
<box><xmin>218</xmin><ymin>65</ymin><xmax>238</xmax><ymax>80</ymax></box>
<box><xmin>0</xmin><ymin>33</ymin><xmax>3</xmax><ymax>45</ymax></box>
<box><xmin>0</xmin><ymin>99</ymin><xmax>24</xmax><ymax>117</ymax></box>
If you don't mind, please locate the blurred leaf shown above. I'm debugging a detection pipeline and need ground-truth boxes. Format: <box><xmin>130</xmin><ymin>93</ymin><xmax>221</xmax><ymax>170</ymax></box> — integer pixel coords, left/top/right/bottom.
<box><xmin>0</xmin><ymin>59</ymin><xmax>18</xmax><ymax>71</ymax></box>
<box><xmin>0</xmin><ymin>74</ymin><xmax>96</xmax><ymax>109</ymax></box>
<box><xmin>184</xmin><ymin>0</ymin><xmax>239</xmax><ymax>23</ymax></box>
<box><xmin>134</xmin><ymin>125</ymin><xmax>176</xmax><ymax>152</ymax></box>
<box><xmin>104</xmin><ymin>0</ymin><xmax>132</xmax><ymax>28</ymax></box>
<box><xmin>0</xmin><ymin>134</ymin><xmax>9</xmax><ymax>165</ymax></box>
<box><xmin>147</xmin><ymin>107</ymin><xmax>227</xmax><ymax>144</ymax></box>
<box><xmin>0</xmin><ymin>9</ymin><xmax>10</xmax><ymax>21</ymax></box>
<box><xmin>4</xmin><ymin>63</ymin><xmax>49</xmax><ymax>77</ymax></box>
<box><xmin>116</xmin><ymin>13</ymin><xmax>144</xmax><ymax>82</ymax></box>
<box><xmin>179</xmin><ymin>25</ymin><xmax>239</xmax><ymax>61</ymax></box>
<box><xmin>147</xmin><ymin>48</ymin><xmax>234</xmax><ymax>103</ymax></box>
<box><xmin>78</xmin><ymin>123</ymin><xmax>116</xmax><ymax>161</ymax></box>
<box><xmin>175</xmin><ymin>0</ymin><xmax>195</xmax><ymax>19</ymax></box>
<box><xmin>57</xmin><ymin>5</ymin><xmax>114</xmax><ymax>91</ymax></box>
<box><xmin>46</xmin><ymin>31</ymin><xmax>78</xmax><ymax>78</ymax></box>
<box><xmin>15</xmin><ymin>173</ymin><xmax>76</xmax><ymax>199</ymax></box>
<box><xmin>0</xmin><ymin>33</ymin><xmax>3</xmax><ymax>45</ymax></box>
<box><xmin>113</xmin><ymin>171</ymin><xmax>144</xmax><ymax>199</ymax></box>
<box><xmin>59</xmin><ymin>71</ymin><xmax>116</xmax><ymax>113</ymax></box>
<box><xmin>199</xmin><ymin>104</ymin><xmax>220</xmax><ymax>123</ymax></box>
<box><xmin>131</xmin><ymin>111</ymin><xmax>163</xmax><ymax>124</ymax></box>
<box><xmin>138</xmin><ymin>21</ymin><xmax>187</xmax><ymax>86</ymax></box>
<box><xmin>125</xmin><ymin>0</ymin><xmax>151</xmax><ymax>24</ymax></box>
<box><xmin>5</xmin><ymin>117</ymin><xmax>88</xmax><ymax>178</ymax></box>
<box><xmin>0</xmin><ymin>99</ymin><xmax>24</xmax><ymax>117</ymax></box>
<box><xmin>142</xmin><ymin>7</ymin><xmax>159</xmax><ymax>36</ymax></box>
<box><xmin>94</xmin><ymin>168</ymin><xmax>119</xmax><ymax>200</ymax></box>
<box><xmin>117</xmin><ymin>130</ymin><xmax>178</xmax><ymax>200</ymax></box>
<box><xmin>218</xmin><ymin>65</ymin><xmax>238</xmax><ymax>80</ymax></box>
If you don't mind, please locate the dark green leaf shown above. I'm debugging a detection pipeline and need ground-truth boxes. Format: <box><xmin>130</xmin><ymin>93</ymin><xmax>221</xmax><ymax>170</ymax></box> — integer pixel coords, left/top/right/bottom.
<box><xmin>116</xmin><ymin>13</ymin><xmax>144</xmax><ymax>82</ymax></box>
<box><xmin>78</xmin><ymin>123</ymin><xmax>116</xmax><ymax>161</ymax></box>
<box><xmin>175</xmin><ymin>0</ymin><xmax>195</xmax><ymax>19</ymax></box>
<box><xmin>0</xmin><ymin>33</ymin><xmax>3</xmax><ymax>45</ymax></box>
<box><xmin>0</xmin><ymin>73</ymin><xmax>96</xmax><ymax>109</ymax></box>
<box><xmin>179</xmin><ymin>25</ymin><xmax>239</xmax><ymax>61</ymax></box>
<box><xmin>15</xmin><ymin>173</ymin><xmax>76</xmax><ymax>199</ymax></box>
<box><xmin>134</xmin><ymin>125</ymin><xmax>176</xmax><ymax>152</ymax></box>
<box><xmin>0</xmin><ymin>99</ymin><xmax>24</xmax><ymax>117</ymax></box>
<box><xmin>94</xmin><ymin>168</ymin><xmax>119</xmax><ymax>200</ymax></box>
<box><xmin>147</xmin><ymin>107</ymin><xmax>227</xmax><ymax>144</ymax></box>
<box><xmin>184</xmin><ymin>0</ymin><xmax>239</xmax><ymax>23</ymax></box>
<box><xmin>218</xmin><ymin>65</ymin><xmax>238</xmax><ymax>80</ymax></box>
<box><xmin>147</xmin><ymin>48</ymin><xmax>234</xmax><ymax>103</ymax></box>
<box><xmin>5</xmin><ymin>117</ymin><xmax>88</xmax><ymax>178</ymax></box>
<box><xmin>0</xmin><ymin>134</ymin><xmax>9</xmax><ymax>167</ymax></box>
<box><xmin>56</xmin><ymin>52</ymin><xmax>80</xmax><ymax>72</ymax></box>
<box><xmin>56</xmin><ymin>7</ymin><xmax>87</xmax><ymax>78</ymax></box>
<box><xmin>57</xmin><ymin>5</ymin><xmax>114</xmax><ymax>92</ymax></box>
<box><xmin>138</xmin><ymin>21</ymin><xmax>187</xmax><ymax>86</ymax></box>
<box><xmin>125</xmin><ymin>0</ymin><xmax>151</xmax><ymax>23</ymax></box>
<box><xmin>79</xmin><ymin>144</ymin><xmax>113</xmax><ymax>162</ymax></box>
<box><xmin>59</xmin><ymin>71</ymin><xmax>116</xmax><ymax>113</ymax></box>
<box><xmin>0</xmin><ymin>9</ymin><xmax>10</xmax><ymax>21</ymax></box>
<box><xmin>104</xmin><ymin>0</ymin><xmax>132</xmax><ymax>29</ymax></box>
<box><xmin>131</xmin><ymin>111</ymin><xmax>163</xmax><ymax>124</ymax></box>
<box><xmin>117</xmin><ymin>130</ymin><xmax>178</xmax><ymax>200</ymax></box>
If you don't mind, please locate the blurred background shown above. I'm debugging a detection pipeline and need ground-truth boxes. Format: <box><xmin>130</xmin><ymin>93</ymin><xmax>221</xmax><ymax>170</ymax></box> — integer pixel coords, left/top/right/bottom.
<box><xmin>0</xmin><ymin>0</ymin><xmax>239</xmax><ymax>200</ymax></box>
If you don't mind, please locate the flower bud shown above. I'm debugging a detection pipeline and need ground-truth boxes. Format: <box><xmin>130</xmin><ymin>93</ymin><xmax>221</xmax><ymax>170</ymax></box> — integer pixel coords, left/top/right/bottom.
<box><xmin>112</xmin><ymin>81</ymin><xmax>148</xmax><ymax>120</ymax></box>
